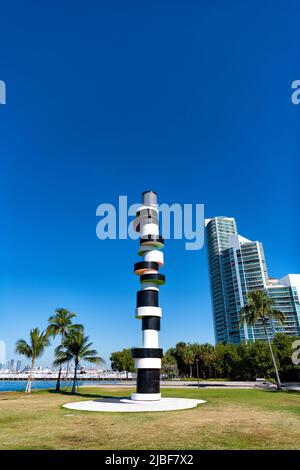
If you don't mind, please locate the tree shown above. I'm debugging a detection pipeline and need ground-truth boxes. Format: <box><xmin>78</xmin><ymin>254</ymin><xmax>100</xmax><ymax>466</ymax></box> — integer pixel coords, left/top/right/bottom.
<box><xmin>54</xmin><ymin>328</ymin><xmax>104</xmax><ymax>394</ymax></box>
<box><xmin>273</xmin><ymin>333</ymin><xmax>300</xmax><ymax>382</ymax></box>
<box><xmin>110</xmin><ymin>348</ymin><xmax>135</xmax><ymax>378</ymax></box>
<box><xmin>240</xmin><ymin>290</ymin><xmax>285</xmax><ymax>390</ymax></box>
<box><xmin>47</xmin><ymin>308</ymin><xmax>82</xmax><ymax>391</ymax></box>
<box><xmin>173</xmin><ymin>342</ymin><xmax>187</xmax><ymax>377</ymax></box>
<box><xmin>15</xmin><ymin>328</ymin><xmax>50</xmax><ymax>394</ymax></box>
<box><xmin>152</xmin><ymin>335</ymin><xmax>300</xmax><ymax>382</ymax></box>
<box><xmin>162</xmin><ymin>350</ymin><xmax>178</xmax><ymax>379</ymax></box>
<box><xmin>214</xmin><ymin>342</ymin><xmax>240</xmax><ymax>379</ymax></box>
<box><xmin>195</xmin><ymin>343</ymin><xmax>216</xmax><ymax>379</ymax></box>
<box><xmin>183</xmin><ymin>344</ymin><xmax>196</xmax><ymax>378</ymax></box>
<box><xmin>237</xmin><ymin>341</ymin><xmax>273</xmax><ymax>380</ymax></box>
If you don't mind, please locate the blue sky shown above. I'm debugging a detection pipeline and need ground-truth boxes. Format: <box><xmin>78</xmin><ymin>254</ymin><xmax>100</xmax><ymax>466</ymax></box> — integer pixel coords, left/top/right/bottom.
<box><xmin>0</xmin><ymin>1</ymin><xmax>299</xmax><ymax>366</ymax></box>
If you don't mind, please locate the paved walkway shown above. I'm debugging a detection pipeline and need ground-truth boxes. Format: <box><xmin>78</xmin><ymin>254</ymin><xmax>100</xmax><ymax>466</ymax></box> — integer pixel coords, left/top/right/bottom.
<box><xmin>283</xmin><ymin>383</ymin><xmax>300</xmax><ymax>392</ymax></box>
<box><xmin>83</xmin><ymin>380</ymin><xmax>300</xmax><ymax>390</ymax></box>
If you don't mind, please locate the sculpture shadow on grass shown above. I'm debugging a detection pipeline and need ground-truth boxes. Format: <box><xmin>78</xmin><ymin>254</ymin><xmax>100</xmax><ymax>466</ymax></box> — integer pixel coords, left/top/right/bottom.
<box><xmin>48</xmin><ymin>389</ymin><xmax>130</xmax><ymax>400</ymax></box>
<box><xmin>188</xmin><ymin>383</ymin><xmax>227</xmax><ymax>387</ymax></box>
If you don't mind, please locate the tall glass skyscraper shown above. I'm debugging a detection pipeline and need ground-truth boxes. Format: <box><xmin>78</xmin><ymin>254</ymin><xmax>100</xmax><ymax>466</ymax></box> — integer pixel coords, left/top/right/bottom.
<box><xmin>205</xmin><ymin>217</ymin><xmax>300</xmax><ymax>344</ymax></box>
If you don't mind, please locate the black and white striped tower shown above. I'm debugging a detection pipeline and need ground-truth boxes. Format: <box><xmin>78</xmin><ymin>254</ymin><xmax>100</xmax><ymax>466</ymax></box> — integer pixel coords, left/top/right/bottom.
<box><xmin>131</xmin><ymin>191</ymin><xmax>165</xmax><ymax>401</ymax></box>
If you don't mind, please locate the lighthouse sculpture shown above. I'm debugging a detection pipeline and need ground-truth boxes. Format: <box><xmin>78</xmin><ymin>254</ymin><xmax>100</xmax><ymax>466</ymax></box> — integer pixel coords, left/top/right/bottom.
<box><xmin>131</xmin><ymin>191</ymin><xmax>165</xmax><ymax>401</ymax></box>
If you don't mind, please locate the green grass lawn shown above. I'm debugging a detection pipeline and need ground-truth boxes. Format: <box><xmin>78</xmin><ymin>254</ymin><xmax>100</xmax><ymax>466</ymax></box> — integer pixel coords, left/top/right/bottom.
<box><xmin>0</xmin><ymin>386</ymin><xmax>299</xmax><ymax>450</ymax></box>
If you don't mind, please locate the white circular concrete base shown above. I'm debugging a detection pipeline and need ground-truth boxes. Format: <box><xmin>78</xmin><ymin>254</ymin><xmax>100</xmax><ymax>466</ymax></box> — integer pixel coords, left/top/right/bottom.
<box><xmin>63</xmin><ymin>397</ymin><xmax>206</xmax><ymax>413</ymax></box>
<box><xmin>131</xmin><ymin>392</ymin><xmax>161</xmax><ymax>401</ymax></box>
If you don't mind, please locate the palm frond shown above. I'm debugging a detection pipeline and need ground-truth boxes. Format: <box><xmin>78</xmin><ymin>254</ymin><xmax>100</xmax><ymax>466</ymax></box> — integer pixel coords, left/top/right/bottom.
<box><xmin>15</xmin><ymin>340</ymin><xmax>32</xmax><ymax>358</ymax></box>
<box><xmin>270</xmin><ymin>309</ymin><xmax>285</xmax><ymax>324</ymax></box>
<box><xmin>53</xmin><ymin>351</ymin><xmax>71</xmax><ymax>366</ymax></box>
<box><xmin>61</xmin><ymin>328</ymin><xmax>102</xmax><ymax>366</ymax></box>
<box><xmin>47</xmin><ymin>308</ymin><xmax>78</xmax><ymax>338</ymax></box>
<box><xmin>69</xmin><ymin>323</ymin><xmax>84</xmax><ymax>332</ymax></box>
<box><xmin>15</xmin><ymin>328</ymin><xmax>49</xmax><ymax>360</ymax></box>
<box><xmin>239</xmin><ymin>289</ymin><xmax>285</xmax><ymax>328</ymax></box>
<box><xmin>54</xmin><ymin>344</ymin><xmax>64</xmax><ymax>356</ymax></box>
<box><xmin>84</xmin><ymin>356</ymin><xmax>104</xmax><ymax>365</ymax></box>
<box><xmin>81</xmin><ymin>348</ymin><xmax>98</xmax><ymax>358</ymax></box>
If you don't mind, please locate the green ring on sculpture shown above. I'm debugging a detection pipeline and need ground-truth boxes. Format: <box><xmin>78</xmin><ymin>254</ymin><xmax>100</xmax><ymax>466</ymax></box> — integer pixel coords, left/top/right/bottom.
<box><xmin>140</xmin><ymin>273</ymin><xmax>166</xmax><ymax>285</ymax></box>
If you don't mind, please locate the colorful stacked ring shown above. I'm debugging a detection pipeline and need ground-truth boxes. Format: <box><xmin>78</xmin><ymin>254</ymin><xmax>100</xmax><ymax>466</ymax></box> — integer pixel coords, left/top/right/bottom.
<box><xmin>131</xmin><ymin>191</ymin><xmax>166</xmax><ymax>401</ymax></box>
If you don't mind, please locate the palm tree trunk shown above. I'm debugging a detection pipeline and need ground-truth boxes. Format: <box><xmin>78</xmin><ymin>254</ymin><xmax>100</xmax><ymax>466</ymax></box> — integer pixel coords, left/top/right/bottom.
<box><xmin>190</xmin><ymin>364</ymin><xmax>192</xmax><ymax>378</ymax></box>
<box><xmin>26</xmin><ymin>359</ymin><xmax>35</xmax><ymax>394</ymax></box>
<box><xmin>243</xmin><ymin>319</ymin><xmax>249</xmax><ymax>345</ymax></box>
<box><xmin>263</xmin><ymin>322</ymin><xmax>282</xmax><ymax>390</ymax></box>
<box><xmin>72</xmin><ymin>360</ymin><xmax>78</xmax><ymax>394</ymax></box>
<box><xmin>65</xmin><ymin>359</ymin><xmax>69</xmax><ymax>385</ymax></box>
<box><xmin>56</xmin><ymin>365</ymin><xmax>62</xmax><ymax>391</ymax></box>
<box><xmin>58</xmin><ymin>333</ymin><xmax>65</xmax><ymax>390</ymax></box>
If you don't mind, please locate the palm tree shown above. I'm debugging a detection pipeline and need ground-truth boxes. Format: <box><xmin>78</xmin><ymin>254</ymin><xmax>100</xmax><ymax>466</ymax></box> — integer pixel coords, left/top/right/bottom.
<box><xmin>240</xmin><ymin>290</ymin><xmax>285</xmax><ymax>390</ymax></box>
<box><xmin>183</xmin><ymin>345</ymin><xmax>196</xmax><ymax>378</ymax></box>
<box><xmin>197</xmin><ymin>343</ymin><xmax>216</xmax><ymax>378</ymax></box>
<box><xmin>15</xmin><ymin>328</ymin><xmax>50</xmax><ymax>394</ymax></box>
<box><xmin>47</xmin><ymin>308</ymin><xmax>82</xmax><ymax>391</ymax></box>
<box><xmin>54</xmin><ymin>329</ymin><xmax>104</xmax><ymax>394</ymax></box>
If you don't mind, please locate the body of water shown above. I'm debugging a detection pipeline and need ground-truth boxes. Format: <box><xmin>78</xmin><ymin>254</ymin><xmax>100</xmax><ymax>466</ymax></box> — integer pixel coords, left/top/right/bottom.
<box><xmin>0</xmin><ymin>380</ymin><xmax>121</xmax><ymax>392</ymax></box>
